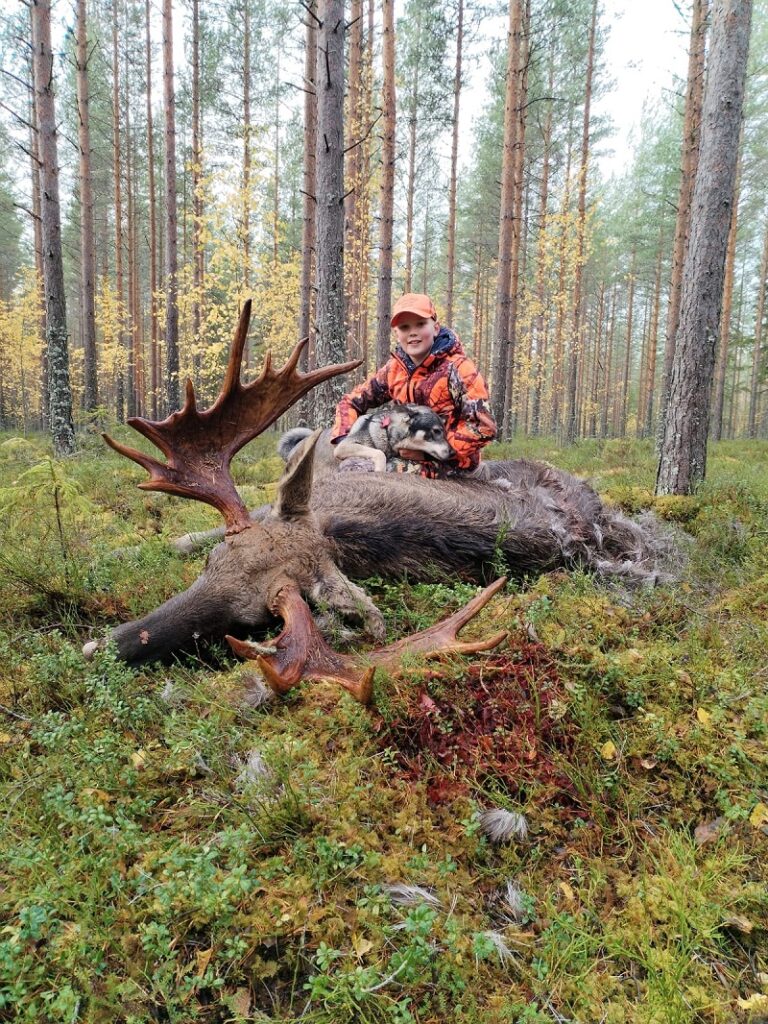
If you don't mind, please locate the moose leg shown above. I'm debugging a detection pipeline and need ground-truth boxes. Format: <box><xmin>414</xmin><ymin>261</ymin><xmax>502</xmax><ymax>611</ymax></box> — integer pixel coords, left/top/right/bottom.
<box><xmin>311</xmin><ymin>563</ymin><xmax>386</xmax><ymax>642</ymax></box>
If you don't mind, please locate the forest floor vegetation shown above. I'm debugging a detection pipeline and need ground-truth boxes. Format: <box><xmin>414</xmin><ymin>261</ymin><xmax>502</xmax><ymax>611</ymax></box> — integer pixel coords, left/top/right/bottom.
<box><xmin>0</xmin><ymin>430</ymin><xmax>766</xmax><ymax>1024</ymax></box>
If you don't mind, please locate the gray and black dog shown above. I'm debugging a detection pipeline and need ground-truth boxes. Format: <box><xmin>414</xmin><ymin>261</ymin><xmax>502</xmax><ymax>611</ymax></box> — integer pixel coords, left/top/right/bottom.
<box><xmin>280</xmin><ymin>402</ymin><xmax>454</xmax><ymax>474</ymax></box>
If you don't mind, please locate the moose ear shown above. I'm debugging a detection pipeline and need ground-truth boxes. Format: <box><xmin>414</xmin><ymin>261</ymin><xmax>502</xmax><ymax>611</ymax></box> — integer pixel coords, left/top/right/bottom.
<box><xmin>273</xmin><ymin>428</ymin><xmax>322</xmax><ymax>520</ymax></box>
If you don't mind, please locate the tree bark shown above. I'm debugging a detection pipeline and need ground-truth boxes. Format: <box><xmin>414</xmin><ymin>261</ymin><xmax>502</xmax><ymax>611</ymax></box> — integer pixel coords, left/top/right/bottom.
<box><xmin>75</xmin><ymin>0</ymin><xmax>98</xmax><ymax>413</ymax></box>
<box><xmin>642</xmin><ymin>237</ymin><xmax>664</xmax><ymax>436</ymax></box>
<box><xmin>299</xmin><ymin>6</ymin><xmax>317</xmax><ymax>400</ymax></box>
<box><xmin>29</xmin><ymin>40</ymin><xmax>47</xmax><ymax>430</ymax></box>
<box><xmin>549</xmin><ymin>134</ymin><xmax>573</xmax><ymax>435</ymax></box>
<box><xmin>192</xmin><ymin>0</ymin><xmax>204</xmax><ymax>389</ymax></box>
<box><xmin>445</xmin><ymin>0</ymin><xmax>464</xmax><ymax>325</ymax></box>
<box><xmin>344</xmin><ymin>0</ymin><xmax>362</xmax><ymax>364</ymax></box>
<box><xmin>145</xmin><ymin>0</ymin><xmax>160</xmax><ymax>418</ymax></box>
<box><xmin>656</xmin><ymin>0</ymin><xmax>752</xmax><ymax>495</ymax></box>
<box><xmin>531</xmin><ymin>42</ymin><xmax>554</xmax><ymax>437</ymax></box>
<box><xmin>375</xmin><ymin>0</ymin><xmax>396</xmax><ymax>367</ymax></box>
<box><xmin>711</xmin><ymin>141</ymin><xmax>741</xmax><ymax>440</ymax></box>
<box><xmin>490</xmin><ymin>0</ymin><xmax>521</xmax><ymax>427</ymax></box>
<box><xmin>565</xmin><ymin>0</ymin><xmax>597</xmax><ymax>444</ymax></box>
<box><xmin>313</xmin><ymin>0</ymin><xmax>347</xmax><ymax>423</ymax></box>
<box><xmin>403</xmin><ymin>5</ymin><xmax>422</xmax><ymax>295</ymax></box>
<box><xmin>746</xmin><ymin>215</ymin><xmax>768</xmax><ymax>437</ymax></box>
<box><xmin>658</xmin><ymin>0</ymin><xmax>708</xmax><ymax>443</ymax></box>
<box><xmin>126</xmin><ymin>80</ymin><xmax>142</xmax><ymax>417</ymax></box>
<box><xmin>163</xmin><ymin>0</ymin><xmax>180</xmax><ymax>412</ymax></box>
<box><xmin>298</xmin><ymin>5</ymin><xmax>318</xmax><ymax>425</ymax></box>
<box><xmin>502</xmin><ymin>0</ymin><xmax>529</xmax><ymax>438</ymax></box>
<box><xmin>112</xmin><ymin>0</ymin><xmax>126</xmax><ymax>421</ymax></box>
<box><xmin>241</xmin><ymin>0</ymin><xmax>251</xmax><ymax>296</ymax></box>
<box><xmin>31</xmin><ymin>0</ymin><xmax>75</xmax><ymax>456</ymax></box>
<box><xmin>620</xmin><ymin>252</ymin><xmax>636</xmax><ymax>437</ymax></box>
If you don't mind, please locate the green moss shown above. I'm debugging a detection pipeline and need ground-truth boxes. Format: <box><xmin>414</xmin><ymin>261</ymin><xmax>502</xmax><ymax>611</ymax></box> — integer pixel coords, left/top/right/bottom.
<box><xmin>0</xmin><ymin>432</ymin><xmax>766</xmax><ymax>1022</ymax></box>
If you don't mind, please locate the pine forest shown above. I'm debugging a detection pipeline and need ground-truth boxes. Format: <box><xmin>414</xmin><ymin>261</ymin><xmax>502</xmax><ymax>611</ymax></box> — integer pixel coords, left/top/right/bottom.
<box><xmin>1</xmin><ymin>3</ymin><xmax>767</xmax><ymax>1023</ymax></box>
<box><xmin>0</xmin><ymin>0</ymin><xmax>766</xmax><ymax>458</ymax></box>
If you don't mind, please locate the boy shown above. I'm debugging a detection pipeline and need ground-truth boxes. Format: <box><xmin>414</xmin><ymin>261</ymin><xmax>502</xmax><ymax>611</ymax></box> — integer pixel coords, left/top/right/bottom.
<box><xmin>331</xmin><ymin>293</ymin><xmax>497</xmax><ymax>477</ymax></box>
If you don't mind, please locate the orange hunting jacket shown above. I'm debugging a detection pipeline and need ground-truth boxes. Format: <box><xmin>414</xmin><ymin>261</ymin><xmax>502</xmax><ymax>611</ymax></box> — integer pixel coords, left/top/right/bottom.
<box><xmin>331</xmin><ymin>329</ymin><xmax>497</xmax><ymax>476</ymax></box>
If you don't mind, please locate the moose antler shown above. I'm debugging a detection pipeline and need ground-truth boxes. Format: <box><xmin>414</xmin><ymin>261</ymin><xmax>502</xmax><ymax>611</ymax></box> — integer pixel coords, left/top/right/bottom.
<box><xmin>226</xmin><ymin>576</ymin><xmax>510</xmax><ymax>704</ymax></box>
<box><xmin>103</xmin><ymin>301</ymin><xmax>361</xmax><ymax>532</ymax></box>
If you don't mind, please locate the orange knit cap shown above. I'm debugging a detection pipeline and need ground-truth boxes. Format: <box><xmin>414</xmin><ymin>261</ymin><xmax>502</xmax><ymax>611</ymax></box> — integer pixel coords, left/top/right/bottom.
<box><xmin>390</xmin><ymin>293</ymin><xmax>437</xmax><ymax>327</ymax></box>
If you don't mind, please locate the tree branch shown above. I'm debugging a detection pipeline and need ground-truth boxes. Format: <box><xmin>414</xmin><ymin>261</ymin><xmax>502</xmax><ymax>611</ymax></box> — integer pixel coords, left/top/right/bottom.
<box><xmin>13</xmin><ymin>201</ymin><xmax>39</xmax><ymax>222</ymax></box>
<box><xmin>286</xmin><ymin>80</ymin><xmax>316</xmax><ymax>96</ymax></box>
<box><xmin>0</xmin><ymin>100</ymin><xmax>36</xmax><ymax>133</ymax></box>
<box><xmin>0</xmin><ymin>68</ymin><xmax>33</xmax><ymax>93</ymax></box>
<box><xmin>298</xmin><ymin>0</ymin><xmax>322</xmax><ymax>27</ymax></box>
<box><xmin>343</xmin><ymin>110</ymin><xmax>382</xmax><ymax>154</ymax></box>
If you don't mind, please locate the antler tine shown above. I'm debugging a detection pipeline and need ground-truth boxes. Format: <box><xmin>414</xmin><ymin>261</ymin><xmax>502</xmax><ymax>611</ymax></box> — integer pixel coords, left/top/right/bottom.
<box><xmin>220</xmin><ymin>299</ymin><xmax>252</xmax><ymax>397</ymax></box>
<box><xmin>226</xmin><ymin>577</ymin><xmax>509</xmax><ymax>705</ymax></box>
<box><xmin>102</xmin><ymin>432</ymin><xmax>169</xmax><ymax>481</ymax></box>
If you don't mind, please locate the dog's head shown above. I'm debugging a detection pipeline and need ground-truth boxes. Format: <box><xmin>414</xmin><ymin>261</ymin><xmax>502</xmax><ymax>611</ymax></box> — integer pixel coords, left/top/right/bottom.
<box><xmin>391</xmin><ymin>404</ymin><xmax>454</xmax><ymax>463</ymax></box>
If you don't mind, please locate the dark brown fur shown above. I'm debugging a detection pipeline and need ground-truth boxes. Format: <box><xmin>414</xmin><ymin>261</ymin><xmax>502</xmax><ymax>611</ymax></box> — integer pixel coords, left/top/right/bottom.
<box><xmin>98</xmin><ymin>433</ymin><xmax>669</xmax><ymax>665</ymax></box>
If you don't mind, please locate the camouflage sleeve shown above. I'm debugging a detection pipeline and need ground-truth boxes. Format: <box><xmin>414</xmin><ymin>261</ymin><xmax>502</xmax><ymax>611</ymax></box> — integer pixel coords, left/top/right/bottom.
<box><xmin>445</xmin><ymin>358</ymin><xmax>497</xmax><ymax>470</ymax></box>
<box><xmin>330</xmin><ymin>363</ymin><xmax>393</xmax><ymax>442</ymax></box>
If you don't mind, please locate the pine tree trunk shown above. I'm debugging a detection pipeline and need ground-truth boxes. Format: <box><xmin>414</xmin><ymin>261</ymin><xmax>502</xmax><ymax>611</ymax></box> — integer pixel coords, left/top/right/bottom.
<box><xmin>620</xmin><ymin>253</ymin><xmax>636</xmax><ymax>437</ymax></box>
<box><xmin>242</xmin><ymin>0</ymin><xmax>251</xmax><ymax>294</ymax></box>
<box><xmin>299</xmin><ymin>6</ymin><xmax>317</xmax><ymax>407</ymax></box>
<box><xmin>565</xmin><ymin>0</ymin><xmax>597</xmax><ymax>444</ymax></box>
<box><xmin>358</xmin><ymin>0</ymin><xmax>375</xmax><ymax>373</ymax></box>
<box><xmin>656</xmin><ymin>0</ymin><xmax>752</xmax><ymax>495</ymax></box>
<box><xmin>403</xmin><ymin>6</ymin><xmax>421</xmax><ymax>295</ymax></box>
<box><xmin>345</xmin><ymin>0</ymin><xmax>362</xmax><ymax>364</ymax></box>
<box><xmin>601</xmin><ymin>283</ymin><xmax>618</xmax><ymax>437</ymax></box>
<box><xmin>711</xmin><ymin>143</ymin><xmax>741</xmax><ymax>440</ymax></box>
<box><xmin>642</xmin><ymin>239</ymin><xmax>664</xmax><ymax>436</ymax></box>
<box><xmin>145</xmin><ymin>0</ymin><xmax>159</xmax><ymax>418</ymax></box>
<box><xmin>658</xmin><ymin>0</ymin><xmax>708</xmax><ymax>442</ymax></box>
<box><xmin>503</xmin><ymin>0</ymin><xmax>529</xmax><ymax>438</ymax></box>
<box><xmin>375</xmin><ymin>0</ymin><xmax>396</xmax><ymax>367</ymax></box>
<box><xmin>163</xmin><ymin>0</ymin><xmax>180</xmax><ymax>412</ymax></box>
<box><xmin>75</xmin><ymin>0</ymin><xmax>98</xmax><ymax>413</ymax></box>
<box><xmin>746</xmin><ymin>216</ymin><xmax>768</xmax><ymax>437</ymax></box>
<box><xmin>273</xmin><ymin>50</ymin><xmax>280</xmax><ymax>267</ymax></box>
<box><xmin>549</xmin><ymin>135</ymin><xmax>573</xmax><ymax>435</ymax></box>
<box><xmin>192</xmin><ymin>0</ymin><xmax>204</xmax><ymax>388</ymax></box>
<box><xmin>126</xmin><ymin>87</ymin><xmax>140</xmax><ymax>417</ymax></box>
<box><xmin>313</xmin><ymin>0</ymin><xmax>347</xmax><ymax>423</ymax></box>
<box><xmin>445</xmin><ymin>0</ymin><xmax>464</xmax><ymax>324</ymax></box>
<box><xmin>593</xmin><ymin>284</ymin><xmax>606</xmax><ymax>436</ymax></box>
<box><xmin>531</xmin><ymin>44</ymin><xmax>554</xmax><ymax>437</ymax></box>
<box><xmin>490</xmin><ymin>0</ymin><xmax>522</xmax><ymax>427</ymax></box>
<box><xmin>300</xmin><ymin>18</ymin><xmax>318</xmax><ymax>311</ymax></box>
<box><xmin>29</xmin><ymin>44</ymin><xmax>47</xmax><ymax>429</ymax></box>
<box><xmin>31</xmin><ymin>0</ymin><xmax>75</xmax><ymax>455</ymax></box>
<box><xmin>112</xmin><ymin>0</ymin><xmax>126</xmax><ymax>421</ymax></box>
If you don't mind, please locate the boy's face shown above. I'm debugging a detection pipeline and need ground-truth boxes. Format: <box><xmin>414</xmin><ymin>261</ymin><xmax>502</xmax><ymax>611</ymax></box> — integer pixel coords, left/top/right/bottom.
<box><xmin>394</xmin><ymin>316</ymin><xmax>439</xmax><ymax>366</ymax></box>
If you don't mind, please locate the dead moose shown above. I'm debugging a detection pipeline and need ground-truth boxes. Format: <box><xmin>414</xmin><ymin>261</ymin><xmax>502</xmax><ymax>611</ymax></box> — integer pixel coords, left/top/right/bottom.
<box><xmin>84</xmin><ymin>303</ymin><xmax>664</xmax><ymax>704</ymax></box>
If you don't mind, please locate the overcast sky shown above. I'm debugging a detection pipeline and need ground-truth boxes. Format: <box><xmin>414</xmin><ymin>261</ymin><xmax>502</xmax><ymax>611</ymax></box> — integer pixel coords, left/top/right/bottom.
<box><xmin>593</xmin><ymin>0</ymin><xmax>690</xmax><ymax>176</ymax></box>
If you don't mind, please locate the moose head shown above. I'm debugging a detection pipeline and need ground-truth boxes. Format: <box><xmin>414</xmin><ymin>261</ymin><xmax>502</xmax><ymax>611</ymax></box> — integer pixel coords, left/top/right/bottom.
<box><xmin>84</xmin><ymin>302</ymin><xmax>508</xmax><ymax>703</ymax></box>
